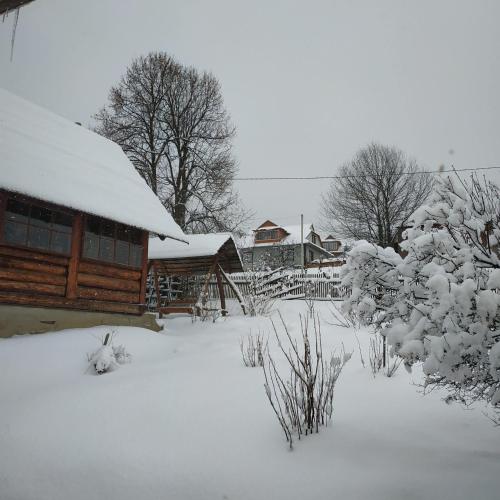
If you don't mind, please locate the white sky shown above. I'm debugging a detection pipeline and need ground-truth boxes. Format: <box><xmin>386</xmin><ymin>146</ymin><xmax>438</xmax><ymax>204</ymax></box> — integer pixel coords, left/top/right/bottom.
<box><xmin>1</xmin><ymin>0</ymin><xmax>500</xmax><ymax>230</ymax></box>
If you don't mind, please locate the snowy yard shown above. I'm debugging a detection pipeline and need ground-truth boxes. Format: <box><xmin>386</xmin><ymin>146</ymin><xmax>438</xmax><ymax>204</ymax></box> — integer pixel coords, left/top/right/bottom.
<box><xmin>0</xmin><ymin>300</ymin><xmax>499</xmax><ymax>500</ymax></box>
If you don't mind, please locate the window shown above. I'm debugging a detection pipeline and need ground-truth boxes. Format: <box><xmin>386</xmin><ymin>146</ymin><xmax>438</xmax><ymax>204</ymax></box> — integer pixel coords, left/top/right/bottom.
<box><xmin>82</xmin><ymin>215</ymin><xmax>143</xmax><ymax>268</ymax></box>
<box><xmin>255</xmin><ymin>229</ymin><xmax>278</xmax><ymax>241</ymax></box>
<box><xmin>3</xmin><ymin>198</ymin><xmax>73</xmax><ymax>254</ymax></box>
<box><xmin>324</xmin><ymin>240</ymin><xmax>341</xmax><ymax>252</ymax></box>
<box><xmin>309</xmin><ymin>250</ymin><xmax>314</xmax><ymax>262</ymax></box>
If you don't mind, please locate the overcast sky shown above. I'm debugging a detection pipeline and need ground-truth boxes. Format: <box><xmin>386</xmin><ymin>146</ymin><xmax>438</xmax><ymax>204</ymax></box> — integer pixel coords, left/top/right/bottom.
<box><xmin>1</xmin><ymin>0</ymin><xmax>500</xmax><ymax>230</ymax></box>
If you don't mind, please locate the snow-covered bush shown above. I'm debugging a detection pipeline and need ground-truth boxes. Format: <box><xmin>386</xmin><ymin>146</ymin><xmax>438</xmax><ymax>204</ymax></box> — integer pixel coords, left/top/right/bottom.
<box><xmin>244</xmin><ymin>271</ymin><xmax>276</xmax><ymax>317</ymax></box>
<box><xmin>240</xmin><ymin>332</ymin><xmax>267</xmax><ymax>367</ymax></box>
<box><xmin>262</xmin><ymin>312</ymin><xmax>351</xmax><ymax>448</ymax></box>
<box><xmin>342</xmin><ymin>174</ymin><xmax>500</xmax><ymax>419</ymax></box>
<box><xmin>87</xmin><ymin>333</ymin><xmax>132</xmax><ymax>375</ymax></box>
<box><xmin>194</xmin><ymin>291</ymin><xmax>222</xmax><ymax>323</ymax></box>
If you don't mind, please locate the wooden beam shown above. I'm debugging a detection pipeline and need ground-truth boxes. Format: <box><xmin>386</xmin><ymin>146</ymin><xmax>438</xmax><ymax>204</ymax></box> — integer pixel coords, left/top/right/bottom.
<box><xmin>0</xmin><ymin>245</ymin><xmax>69</xmax><ymax>266</ymax></box>
<box><xmin>79</xmin><ymin>261</ymin><xmax>142</xmax><ymax>281</ymax></box>
<box><xmin>77</xmin><ymin>272</ymin><xmax>141</xmax><ymax>292</ymax></box>
<box><xmin>66</xmin><ymin>213</ymin><xmax>83</xmax><ymax>299</ymax></box>
<box><xmin>214</xmin><ymin>264</ymin><xmax>227</xmax><ymax>316</ymax></box>
<box><xmin>218</xmin><ymin>265</ymin><xmax>246</xmax><ymax>315</ymax></box>
<box><xmin>0</xmin><ymin>291</ymin><xmax>143</xmax><ymax>315</ymax></box>
<box><xmin>153</xmin><ymin>264</ymin><xmax>162</xmax><ymax>318</ymax></box>
<box><xmin>0</xmin><ymin>191</ymin><xmax>6</xmax><ymax>244</ymax></box>
<box><xmin>139</xmin><ymin>231</ymin><xmax>149</xmax><ymax>305</ymax></box>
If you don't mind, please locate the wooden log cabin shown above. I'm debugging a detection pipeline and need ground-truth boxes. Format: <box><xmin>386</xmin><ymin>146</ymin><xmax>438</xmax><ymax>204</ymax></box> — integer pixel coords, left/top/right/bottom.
<box><xmin>0</xmin><ymin>88</ymin><xmax>186</xmax><ymax>336</ymax></box>
<box><xmin>148</xmin><ymin>233</ymin><xmax>245</xmax><ymax>316</ymax></box>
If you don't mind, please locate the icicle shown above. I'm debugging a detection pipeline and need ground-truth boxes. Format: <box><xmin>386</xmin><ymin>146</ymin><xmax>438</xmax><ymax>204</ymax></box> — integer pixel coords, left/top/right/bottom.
<box><xmin>10</xmin><ymin>8</ymin><xmax>20</xmax><ymax>61</ymax></box>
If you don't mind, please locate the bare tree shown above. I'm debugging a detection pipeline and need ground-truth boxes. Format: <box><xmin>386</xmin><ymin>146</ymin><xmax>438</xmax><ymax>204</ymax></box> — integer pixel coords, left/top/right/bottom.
<box><xmin>94</xmin><ymin>52</ymin><xmax>250</xmax><ymax>233</ymax></box>
<box><xmin>320</xmin><ymin>143</ymin><xmax>433</xmax><ymax>249</ymax></box>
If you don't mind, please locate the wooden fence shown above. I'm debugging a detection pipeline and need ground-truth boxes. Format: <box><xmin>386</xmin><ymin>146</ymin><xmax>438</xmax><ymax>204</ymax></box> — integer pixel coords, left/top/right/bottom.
<box><xmin>146</xmin><ymin>268</ymin><xmax>347</xmax><ymax>310</ymax></box>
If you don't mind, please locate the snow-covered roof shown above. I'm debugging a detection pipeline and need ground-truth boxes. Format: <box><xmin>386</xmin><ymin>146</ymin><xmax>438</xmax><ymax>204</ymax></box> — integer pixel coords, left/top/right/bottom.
<box><xmin>149</xmin><ymin>233</ymin><xmax>235</xmax><ymax>259</ymax></box>
<box><xmin>280</xmin><ymin>223</ymin><xmax>315</xmax><ymax>244</ymax></box>
<box><xmin>0</xmin><ymin>88</ymin><xmax>186</xmax><ymax>242</ymax></box>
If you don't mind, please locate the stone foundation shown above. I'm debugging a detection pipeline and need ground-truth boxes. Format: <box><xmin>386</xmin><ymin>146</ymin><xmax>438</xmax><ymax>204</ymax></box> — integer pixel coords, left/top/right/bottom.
<box><xmin>0</xmin><ymin>304</ymin><xmax>161</xmax><ymax>338</ymax></box>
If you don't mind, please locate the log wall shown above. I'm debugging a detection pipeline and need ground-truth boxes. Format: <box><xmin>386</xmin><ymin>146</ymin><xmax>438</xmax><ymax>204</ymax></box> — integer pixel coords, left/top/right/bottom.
<box><xmin>0</xmin><ymin>192</ymin><xmax>149</xmax><ymax>316</ymax></box>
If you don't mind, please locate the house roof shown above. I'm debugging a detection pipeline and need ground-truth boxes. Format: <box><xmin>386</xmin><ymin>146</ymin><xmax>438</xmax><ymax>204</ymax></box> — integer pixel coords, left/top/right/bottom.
<box><xmin>0</xmin><ymin>0</ymin><xmax>34</xmax><ymax>15</ymax></box>
<box><xmin>149</xmin><ymin>233</ymin><xmax>235</xmax><ymax>259</ymax></box>
<box><xmin>149</xmin><ymin>232</ymin><xmax>243</xmax><ymax>275</ymax></box>
<box><xmin>0</xmin><ymin>88</ymin><xmax>186</xmax><ymax>242</ymax></box>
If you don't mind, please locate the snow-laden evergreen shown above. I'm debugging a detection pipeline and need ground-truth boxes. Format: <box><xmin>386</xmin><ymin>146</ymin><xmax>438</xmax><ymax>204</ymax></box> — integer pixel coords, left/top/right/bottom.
<box><xmin>342</xmin><ymin>174</ymin><xmax>500</xmax><ymax>415</ymax></box>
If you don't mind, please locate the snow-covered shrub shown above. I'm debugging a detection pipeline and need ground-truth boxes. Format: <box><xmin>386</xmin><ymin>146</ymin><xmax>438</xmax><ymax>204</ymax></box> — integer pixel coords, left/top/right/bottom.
<box><xmin>240</xmin><ymin>331</ymin><xmax>267</xmax><ymax>367</ymax></box>
<box><xmin>367</xmin><ymin>333</ymin><xmax>401</xmax><ymax>378</ymax></box>
<box><xmin>342</xmin><ymin>174</ymin><xmax>500</xmax><ymax>420</ymax></box>
<box><xmin>194</xmin><ymin>291</ymin><xmax>222</xmax><ymax>323</ymax></box>
<box><xmin>262</xmin><ymin>312</ymin><xmax>351</xmax><ymax>448</ymax></box>
<box><xmin>328</xmin><ymin>298</ymin><xmax>358</xmax><ymax>329</ymax></box>
<box><xmin>244</xmin><ymin>271</ymin><xmax>276</xmax><ymax>317</ymax></box>
<box><xmin>87</xmin><ymin>333</ymin><xmax>132</xmax><ymax>375</ymax></box>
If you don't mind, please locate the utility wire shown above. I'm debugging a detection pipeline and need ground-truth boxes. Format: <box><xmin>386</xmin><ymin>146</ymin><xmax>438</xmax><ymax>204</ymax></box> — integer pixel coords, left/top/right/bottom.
<box><xmin>234</xmin><ymin>165</ymin><xmax>500</xmax><ymax>181</ymax></box>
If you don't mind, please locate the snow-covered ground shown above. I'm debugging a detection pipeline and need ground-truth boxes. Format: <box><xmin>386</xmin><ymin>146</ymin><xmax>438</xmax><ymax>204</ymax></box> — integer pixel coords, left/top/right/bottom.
<box><xmin>0</xmin><ymin>300</ymin><xmax>499</xmax><ymax>500</ymax></box>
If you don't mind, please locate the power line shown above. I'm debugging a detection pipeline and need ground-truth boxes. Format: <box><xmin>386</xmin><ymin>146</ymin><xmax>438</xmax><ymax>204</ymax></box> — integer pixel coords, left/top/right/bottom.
<box><xmin>234</xmin><ymin>165</ymin><xmax>500</xmax><ymax>181</ymax></box>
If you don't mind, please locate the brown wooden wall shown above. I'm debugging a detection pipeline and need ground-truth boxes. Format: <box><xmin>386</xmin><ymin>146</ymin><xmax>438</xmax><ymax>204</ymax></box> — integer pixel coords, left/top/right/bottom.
<box><xmin>0</xmin><ymin>191</ymin><xmax>149</xmax><ymax>315</ymax></box>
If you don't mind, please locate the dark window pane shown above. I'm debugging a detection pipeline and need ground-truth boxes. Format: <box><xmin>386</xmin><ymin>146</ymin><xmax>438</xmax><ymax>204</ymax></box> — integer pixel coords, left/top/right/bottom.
<box><xmin>52</xmin><ymin>211</ymin><xmax>73</xmax><ymax>233</ymax></box>
<box><xmin>83</xmin><ymin>232</ymin><xmax>99</xmax><ymax>259</ymax></box>
<box><xmin>30</xmin><ymin>205</ymin><xmax>53</xmax><ymax>227</ymax></box>
<box><xmin>51</xmin><ymin>232</ymin><xmax>71</xmax><ymax>254</ymax></box>
<box><xmin>129</xmin><ymin>244</ymin><xmax>143</xmax><ymax>268</ymax></box>
<box><xmin>5</xmin><ymin>199</ymin><xmax>30</xmax><ymax>224</ymax></box>
<box><xmin>86</xmin><ymin>216</ymin><xmax>100</xmax><ymax>235</ymax></box>
<box><xmin>4</xmin><ymin>220</ymin><xmax>28</xmax><ymax>245</ymax></box>
<box><xmin>115</xmin><ymin>240</ymin><xmax>130</xmax><ymax>265</ymax></box>
<box><xmin>129</xmin><ymin>228</ymin><xmax>142</xmax><ymax>245</ymax></box>
<box><xmin>101</xmin><ymin>219</ymin><xmax>115</xmax><ymax>238</ymax></box>
<box><xmin>116</xmin><ymin>224</ymin><xmax>129</xmax><ymax>242</ymax></box>
<box><xmin>28</xmin><ymin>226</ymin><xmax>50</xmax><ymax>250</ymax></box>
<box><xmin>99</xmin><ymin>237</ymin><xmax>114</xmax><ymax>262</ymax></box>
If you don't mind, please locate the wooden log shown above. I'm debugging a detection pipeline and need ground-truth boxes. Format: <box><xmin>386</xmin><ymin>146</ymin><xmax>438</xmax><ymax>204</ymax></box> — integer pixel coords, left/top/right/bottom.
<box><xmin>214</xmin><ymin>265</ymin><xmax>227</xmax><ymax>316</ymax></box>
<box><xmin>153</xmin><ymin>265</ymin><xmax>162</xmax><ymax>316</ymax></box>
<box><xmin>79</xmin><ymin>261</ymin><xmax>142</xmax><ymax>281</ymax></box>
<box><xmin>0</xmin><ymin>245</ymin><xmax>69</xmax><ymax>266</ymax></box>
<box><xmin>0</xmin><ymin>191</ymin><xmax>6</xmax><ymax>243</ymax></box>
<box><xmin>77</xmin><ymin>272</ymin><xmax>141</xmax><ymax>292</ymax></box>
<box><xmin>158</xmin><ymin>306</ymin><xmax>193</xmax><ymax>315</ymax></box>
<box><xmin>139</xmin><ymin>231</ymin><xmax>149</xmax><ymax>305</ymax></box>
<box><xmin>77</xmin><ymin>286</ymin><xmax>140</xmax><ymax>304</ymax></box>
<box><xmin>66</xmin><ymin>213</ymin><xmax>83</xmax><ymax>299</ymax></box>
<box><xmin>0</xmin><ymin>254</ymin><xmax>67</xmax><ymax>276</ymax></box>
<box><xmin>0</xmin><ymin>280</ymin><xmax>65</xmax><ymax>296</ymax></box>
<box><xmin>0</xmin><ymin>268</ymin><xmax>67</xmax><ymax>286</ymax></box>
<box><xmin>0</xmin><ymin>291</ymin><xmax>142</xmax><ymax>315</ymax></box>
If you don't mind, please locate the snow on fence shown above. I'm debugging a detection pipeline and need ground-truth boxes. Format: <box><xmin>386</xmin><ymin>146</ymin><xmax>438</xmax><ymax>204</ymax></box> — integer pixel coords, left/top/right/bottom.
<box><xmin>202</xmin><ymin>269</ymin><xmax>347</xmax><ymax>301</ymax></box>
<box><xmin>146</xmin><ymin>268</ymin><xmax>347</xmax><ymax>311</ymax></box>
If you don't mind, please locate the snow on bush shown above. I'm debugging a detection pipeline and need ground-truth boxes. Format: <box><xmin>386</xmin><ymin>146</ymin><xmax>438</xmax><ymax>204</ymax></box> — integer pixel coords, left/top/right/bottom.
<box><xmin>341</xmin><ymin>174</ymin><xmax>500</xmax><ymax>420</ymax></box>
<box><xmin>240</xmin><ymin>331</ymin><xmax>267</xmax><ymax>367</ymax></box>
<box><xmin>87</xmin><ymin>333</ymin><xmax>132</xmax><ymax>375</ymax></box>
<box><xmin>262</xmin><ymin>312</ymin><xmax>351</xmax><ymax>448</ymax></box>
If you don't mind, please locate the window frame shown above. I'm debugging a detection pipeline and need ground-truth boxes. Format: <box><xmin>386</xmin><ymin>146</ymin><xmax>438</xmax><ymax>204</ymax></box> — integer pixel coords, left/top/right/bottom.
<box><xmin>81</xmin><ymin>214</ymin><xmax>145</xmax><ymax>270</ymax></box>
<box><xmin>255</xmin><ymin>229</ymin><xmax>278</xmax><ymax>241</ymax></box>
<box><xmin>0</xmin><ymin>193</ymin><xmax>74</xmax><ymax>256</ymax></box>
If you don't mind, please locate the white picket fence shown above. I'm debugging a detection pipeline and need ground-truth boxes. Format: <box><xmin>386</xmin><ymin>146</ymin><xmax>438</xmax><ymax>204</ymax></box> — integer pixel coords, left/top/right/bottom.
<box><xmin>146</xmin><ymin>268</ymin><xmax>347</xmax><ymax>311</ymax></box>
<box><xmin>202</xmin><ymin>268</ymin><xmax>347</xmax><ymax>302</ymax></box>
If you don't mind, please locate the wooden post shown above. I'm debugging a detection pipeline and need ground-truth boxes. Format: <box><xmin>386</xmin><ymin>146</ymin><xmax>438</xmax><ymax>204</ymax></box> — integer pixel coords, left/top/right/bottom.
<box><xmin>218</xmin><ymin>265</ymin><xmax>246</xmax><ymax>315</ymax></box>
<box><xmin>66</xmin><ymin>212</ymin><xmax>83</xmax><ymax>299</ymax></box>
<box><xmin>139</xmin><ymin>231</ymin><xmax>149</xmax><ymax>310</ymax></box>
<box><xmin>215</xmin><ymin>264</ymin><xmax>227</xmax><ymax>316</ymax></box>
<box><xmin>152</xmin><ymin>263</ymin><xmax>163</xmax><ymax>318</ymax></box>
<box><xmin>0</xmin><ymin>191</ymin><xmax>6</xmax><ymax>244</ymax></box>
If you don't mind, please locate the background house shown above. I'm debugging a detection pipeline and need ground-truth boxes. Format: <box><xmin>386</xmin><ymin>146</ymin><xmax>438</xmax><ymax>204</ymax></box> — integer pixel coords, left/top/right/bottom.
<box><xmin>238</xmin><ymin>220</ymin><xmax>334</xmax><ymax>271</ymax></box>
<box><xmin>0</xmin><ymin>88</ymin><xmax>185</xmax><ymax>336</ymax></box>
